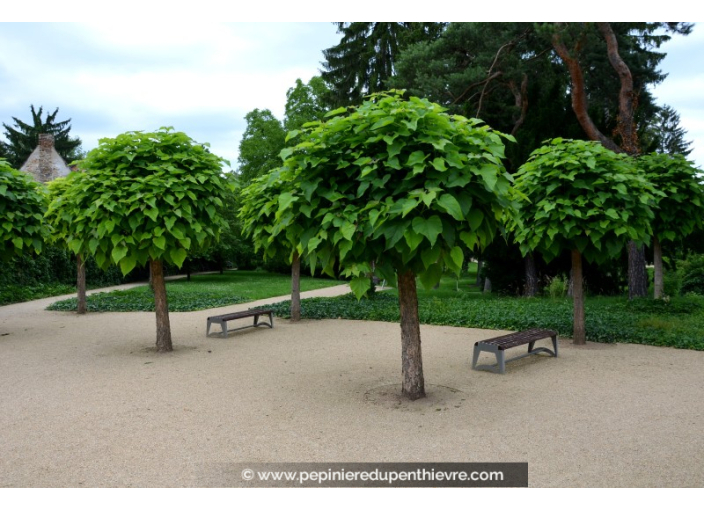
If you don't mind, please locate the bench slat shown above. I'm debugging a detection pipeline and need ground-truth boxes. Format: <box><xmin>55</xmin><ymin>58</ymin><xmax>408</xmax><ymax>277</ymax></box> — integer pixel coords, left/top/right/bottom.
<box><xmin>208</xmin><ymin>309</ymin><xmax>273</xmax><ymax>322</ymax></box>
<box><xmin>476</xmin><ymin>328</ymin><xmax>557</xmax><ymax>350</ymax></box>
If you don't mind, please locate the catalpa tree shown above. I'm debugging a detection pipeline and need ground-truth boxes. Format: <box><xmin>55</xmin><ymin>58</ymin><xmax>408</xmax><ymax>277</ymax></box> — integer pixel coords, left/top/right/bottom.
<box><xmin>637</xmin><ymin>152</ymin><xmax>704</xmax><ymax>299</ymax></box>
<box><xmin>55</xmin><ymin>128</ymin><xmax>230</xmax><ymax>352</ymax></box>
<box><xmin>275</xmin><ymin>91</ymin><xmax>515</xmax><ymax>400</ymax></box>
<box><xmin>0</xmin><ymin>159</ymin><xmax>47</xmax><ymax>261</ymax></box>
<box><xmin>239</xmin><ymin>168</ymin><xmax>307</xmax><ymax>321</ymax></box>
<box><xmin>511</xmin><ymin>139</ymin><xmax>657</xmax><ymax>344</ymax></box>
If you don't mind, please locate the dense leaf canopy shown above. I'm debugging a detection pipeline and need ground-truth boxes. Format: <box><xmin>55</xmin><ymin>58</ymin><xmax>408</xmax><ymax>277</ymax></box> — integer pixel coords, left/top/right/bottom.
<box><xmin>511</xmin><ymin>138</ymin><xmax>658</xmax><ymax>264</ymax></box>
<box><xmin>0</xmin><ymin>159</ymin><xmax>47</xmax><ymax>261</ymax></box>
<box><xmin>47</xmin><ymin>128</ymin><xmax>230</xmax><ymax>275</ymax></box>
<box><xmin>637</xmin><ymin>152</ymin><xmax>704</xmax><ymax>242</ymax></box>
<box><xmin>248</xmin><ymin>91</ymin><xmax>515</xmax><ymax>297</ymax></box>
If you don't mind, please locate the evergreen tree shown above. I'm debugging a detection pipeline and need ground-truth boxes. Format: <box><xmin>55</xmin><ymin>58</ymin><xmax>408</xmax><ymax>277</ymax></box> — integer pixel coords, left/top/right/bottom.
<box><xmin>643</xmin><ymin>105</ymin><xmax>693</xmax><ymax>156</ymax></box>
<box><xmin>321</xmin><ymin>22</ymin><xmax>445</xmax><ymax>107</ymax></box>
<box><xmin>1</xmin><ymin>105</ymin><xmax>83</xmax><ymax>168</ymax></box>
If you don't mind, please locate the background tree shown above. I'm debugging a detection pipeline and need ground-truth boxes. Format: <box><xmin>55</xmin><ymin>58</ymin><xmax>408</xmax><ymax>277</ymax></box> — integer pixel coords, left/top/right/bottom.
<box><xmin>274</xmin><ymin>92</ymin><xmax>515</xmax><ymax>400</ymax></box>
<box><xmin>239</xmin><ymin>168</ymin><xmax>308</xmax><ymax>321</ymax></box>
<box><xmin>283</xmin><ymin>76</ymin><xmax>330</xmax><ymax>133</ymax></box>
<box><xmin>321</xmin><ymin>23</ymin><xmax>445</xmax><ymax>107</ymax></box>
<box><xmin>55</xmin><ymin>128</ymin><xmax>230</xmax><ymax>352</ymax></box>
<box><xmin>236</xmin><ymin>109</ymin><xmax>286</xmax><ymax>184</ymax></box>
<box><xmin>643</xmin><ymin>105</ymin><xmax>694</xmax><ymax>156</ymax></box>
<box><xmin>45</xmin><ymin>173</ymin><xmax>89</xmax><ymax>313</ymax></box>
<box><xmin>637</xmin><ymin>152</ymin><xmax>704</xmax><ymax>299</ymax></box>
<box><xmin>1</xmin><ymin>105</ymin><xmax>83</xmax><ymax>168</ymax></box>
<box><xmin>0</xmin><ymin>159</ymin><xmax>47</xmax><ymax>261</ymax></box>
<box><xmin>511</xmin><ymin>139</ymin><xmax>657</xmax><ymax>344</ymax></box>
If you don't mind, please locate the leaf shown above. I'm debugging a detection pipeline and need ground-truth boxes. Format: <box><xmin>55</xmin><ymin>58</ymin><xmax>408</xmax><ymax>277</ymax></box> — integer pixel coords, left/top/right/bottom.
<box><xmin>412</xmin><ymin>216</ymin><xmax>443</xmax><ymax>246</ymax></box>
<box><xmin>419</xmin><ymin>263</ymin><xmax>443</xmax><ymax>290</ymax></box>
<box><xmin>467</xmin><ymin>209</ymin><xmax>484</xmax><ymax>231</ymax></box>
<box><xmin>404</xmin><ymin>230</ymin><xmax>424</xmax><ymax>252</ymax></box>
<box><xmin>476</xmin><ymin>165</ymin><xmax>499</xmax><ymax>191</ymax></box>
<box><xmin>169</xmin><ymin>247</ymin><xmax>188</xmax><ymax>268</ymax></box>
<box><xmin>350</xmin><ymin>275</ymin><xmax>371</xmax><ymax>299</ymax></box>
<box><xmin>436</xmin><ymin>194</ymin><xmax>464</xmax><ymax>221</ymax></box>
<box><xmin>119</xmin><ymin>254</ymin><xmax>138</xmax><ymax>275</ymax></box>
<box><xmin>449</xmin><ymin>246</ymin><xmax>464</xmax><ymax>273</ymax></box>
<box><xmin>278</xmin><ymin>192</ymin><xmax>297</xmax><ymax>211</ymax></box>
<box><xmin>421</xmin><ymin>244</ymin><xmax>441</xmax><ymax>268</ymax></box>
<box><xmin>111</xmin><ymin>244</ymin><xmax>128</xmax><ymax>264</ymax></box>
<box><xmin>144</xmin><ymin>208</ymin><xmax>158</xmax><ymax>222</ymax></box>
<box><xmin>153</xmin><ymin>236</ymin><xmax>166</xmax><ymax>250</ymax></box>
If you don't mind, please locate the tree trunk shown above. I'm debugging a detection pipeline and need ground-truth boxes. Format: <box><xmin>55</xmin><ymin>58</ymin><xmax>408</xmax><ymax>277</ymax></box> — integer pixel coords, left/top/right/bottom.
<box><xmin>397</xmin><ymin>270</ymin><xmax>425</xmax><ymax>400</ymax></box>
<box><xmin>524</xmin><ymin>253</ymin><xmax>538</xmax><ymax>297</ymax></box>
<box><xmin>291</xmin><ymin>251</ymin><xmax>301</xmax><ymax>322</ymax></box>
<box><xmin>150</xmin><ymin>259</ymin><xmax>173</xmax><ymax>352</ymax></box>
<box><xmin>628</xmin><ymin>241</ymin><xmax>648</xmax><ymax>299</ymax></box>
<box><xmin>476</xmin><ymin>258</ymin><xmax>483</xmax><ymax>288</ymax></box>
<box><xmin>653</xmin><ymin>236</ymin><xmax>664</xmax><ymax>299</ymax></box>
<box><xmin>483</xmin><ymin>277</ymin><xmax>492</xmax><ymax>293</ymax></box>
<box><xmin>76</xmin><ymin>254</ymin><xmax>87</xmax><ymax>315</ymax></box>
<box><xmin>186</xmin><ymin>259</ymin><xmax>191</xmax><ymax>281</ymax></box>
<box><xmin>571</xmin><ymin>249</ymin><xmax>586</xmax><ymax>345</ymax></box>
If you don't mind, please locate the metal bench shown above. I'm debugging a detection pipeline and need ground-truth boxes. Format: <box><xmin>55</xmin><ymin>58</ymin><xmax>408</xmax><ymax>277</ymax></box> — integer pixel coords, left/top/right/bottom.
<box><xmin>472</xmin><ymin>328</ymin><xmax>558</xmax><ymax>374</ymax></box>
<box><xmin>206</xmin><ymin>309</ymin><xmax>274</xmax><ymax>338</ymax></box>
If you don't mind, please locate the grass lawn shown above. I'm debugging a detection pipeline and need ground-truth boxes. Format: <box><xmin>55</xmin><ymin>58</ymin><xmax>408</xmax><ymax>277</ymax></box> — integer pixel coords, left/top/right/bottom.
<box><xmin>46</xmin><ymin>270</ymin><xmax>341</xmax><ymax>312</ymax></box>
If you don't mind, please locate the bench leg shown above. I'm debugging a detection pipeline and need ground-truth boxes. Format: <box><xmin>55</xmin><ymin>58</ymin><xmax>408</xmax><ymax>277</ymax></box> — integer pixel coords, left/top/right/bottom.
<box><xmin>552</xmin><ymin>335</ymin><xmax>559</xmax><ymax>357</ymax></box>
<box><xmin>497</xmin><ymin>351</ymin><xmax>506</xmax><ymax>375</ymax></box>
<box><xmin>253</xmin><ymin>315</ymin><xmax>259</xmax><ymax>327</ymax></box>
<box><xmin>207</xmin><ymin>320</ymin><xmax>212</xmax><ymax>337</ymax></box>
<box><xmin>221</xmin><ymin>322</ymin><xmax>228</xmax><ymax>338</ymax></box>
<box><xmin>471</xmin><ymin>346</ymin><xmax>481</xmax><ymax>370</ymax></box>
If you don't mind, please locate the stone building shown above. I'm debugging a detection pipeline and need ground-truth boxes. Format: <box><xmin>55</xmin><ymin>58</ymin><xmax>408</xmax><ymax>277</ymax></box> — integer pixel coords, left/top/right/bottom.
<box><xmin>19</xmin><ymin>133</ymin><xmax>71</xmax><ymax>183</ymax></box>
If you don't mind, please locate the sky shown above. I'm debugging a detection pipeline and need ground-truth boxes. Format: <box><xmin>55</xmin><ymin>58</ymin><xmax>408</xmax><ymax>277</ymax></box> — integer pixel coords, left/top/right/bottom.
<box><xmin>0</xmin><ymin>21</ymin><xmax>702</xmax><ymax>172</ymax></box>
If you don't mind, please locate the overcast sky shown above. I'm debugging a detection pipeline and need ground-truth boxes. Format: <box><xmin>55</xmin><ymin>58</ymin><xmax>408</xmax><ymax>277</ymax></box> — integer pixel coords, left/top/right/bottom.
<box><xmin>0</xmin><ymin>22</ymin><xmax>702</xmax><ymax>172</ymax></box>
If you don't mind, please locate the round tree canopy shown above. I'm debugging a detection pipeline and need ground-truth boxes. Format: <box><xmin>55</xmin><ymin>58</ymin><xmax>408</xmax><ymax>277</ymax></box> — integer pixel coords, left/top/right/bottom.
<box><xmin>0</xmin><ymin>159</ymin><xmax>47</xmax><ymax>261</ymax></box>
<box><xmin>263</xmin><ymin>91</ymin><xmax>516</xmax><ymax>296</ymax></box>
<box><xmin>52</xmin><ymin>128</ymin><xmax>230</xmax><ymax>275</ymax></box>
<box><xmin>511</xmin><ymin>138</ymin><xmax>658</xmax><ymax>264</ymax></box>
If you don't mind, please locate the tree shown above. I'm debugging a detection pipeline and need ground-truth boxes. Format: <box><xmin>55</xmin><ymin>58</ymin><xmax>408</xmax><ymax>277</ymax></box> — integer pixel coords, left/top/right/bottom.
<box><xmin>637</xmin><ymin>153</ymin><xmax>704</xmax><ymax>298</ymax></box>
<box><xmin>511</xmin><ymin>139</ymin><xmax>657</xmax><ymax>344</ymax></box>
<box><xmin>321</xmin><ymin>23</ymin><xmax>445</xmax><ymax>107</ymax></box>
<box><xmin>549</xmin><ymin>22</ymin><xmax>692</xmax><ymax>298</ymax></box>
<box><xmin>284</xmin><ymin>77</ymin><xmax>330</xmax><ymax>133</ymax></box>
<box><xmin>54</xmin><ymin>128</ymin><xmax>230</xmax><ymax>352</ymax></box>
<box><xmin>45</xmin><ymin>173</ymin><xmax>89</xmax><ymax>313</ymax></box>
<box><xmin>644</xmin><ymin>105</ymin><xmax>694</xmax><ymax>156</ymax></box>
<box><xmin>1</xmin><ymin>105</ymin><xmax>83</xmax><ymax>168</ymax></box>
<box><xmin>269</xmin><ymin>91</ymin><xmax>514</xmax><ymax>400</ymax></box>
<box><xmin>0</xmin><ymin>159</ymin><xmax>47</xmax><ymax>261</ymax></box>
<box><xmin>239</xmin><ymin>168</ymin><xmax>307</xmax><ymax>321</ymax></box>
<box><xmin>236</xmin><ymin>109</ymin><xmax>286</xmax><ymax>184</ymax></box>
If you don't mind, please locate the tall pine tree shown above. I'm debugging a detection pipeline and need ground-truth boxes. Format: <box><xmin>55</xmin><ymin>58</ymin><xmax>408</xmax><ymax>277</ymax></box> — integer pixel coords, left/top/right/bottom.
<box><xmin>321</xmin><ymin>22</ymin><xmax>445</xmax><ymax>107</ymax></box>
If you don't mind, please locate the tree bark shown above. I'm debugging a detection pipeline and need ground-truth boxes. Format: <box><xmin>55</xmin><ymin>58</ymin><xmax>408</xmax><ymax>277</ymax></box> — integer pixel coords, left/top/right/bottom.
<box><xmin>653</xmin><ymin>236</ymin><xmax>664</xmax><ymax>299</ymax></box>
<box><xmin>150</xmin><ymin>259</ymin><xmax>173</xmax><ymax>352</ymax></box>
<box><xmin>76</xmin><ymin>254</ymin><xmax>87</xmax><ymax>315</ymax></box>
<box><xmin>291</xmin><ymin>251</ymin><xmax>301</xmax><ymax>322</ymax></box>
<box><xmin>483</xmin><ymin>277</ymin><xmax>492</xmax><ymax>293</ymax></box>
<box><xmin>628</xmin><ymin>241</ymin><xmax>648</xmax><ymax>299</ymax></box>
<box><xmin>524</xmin><ymin>253</ymin><xmax>538</xmax><ymax>297</ymax></box>
<box><xmin>571</xmin><ymin>249</ymin><xmax>586</xmax><ymax>345</ymax></box>
<box><xmin>551</xmin><ymin>27</ymin><xmax>622</xmax><ymax>153</ymax></box>
<box><xmin>476</xmin><ymin>258</ymin><xmax>483</xmax><ymax>288</ymax></box>
<box><xmin>397</xmin><ymin>270</ymin><xmax>425</xmax><ymax>400</ymax></box>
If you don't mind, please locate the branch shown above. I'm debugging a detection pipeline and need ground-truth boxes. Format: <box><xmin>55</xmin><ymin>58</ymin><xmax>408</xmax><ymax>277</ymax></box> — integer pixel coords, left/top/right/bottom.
<box><xmin>508</xmin><ymin>73</ymin><xmax>529</xmax><ymax>136</ymax></box>
<box><xmin>551</xmin><ymin>27</ymin><xmax>622</xmax><ymax>153</ymax></box>
<box><xmin>596</xmin><ymin>22</ymin><xmax>639</xmax><ymax>155</ymax></box>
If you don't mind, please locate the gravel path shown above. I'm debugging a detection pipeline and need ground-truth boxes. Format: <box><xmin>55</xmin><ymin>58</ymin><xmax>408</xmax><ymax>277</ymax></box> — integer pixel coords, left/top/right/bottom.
<box><xmin>1</xmin><ymin>284</ymin><xmax>702</xmax><ymax>487</ymax></box>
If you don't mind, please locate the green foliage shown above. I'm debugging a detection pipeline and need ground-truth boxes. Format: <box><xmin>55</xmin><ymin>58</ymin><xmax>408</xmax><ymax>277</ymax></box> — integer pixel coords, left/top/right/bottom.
<box><xmin>511</xmin><ymin>138</ymin><xmax>657</xmax><ymax>263</ymax></box>
<box><xmin>273</xmin><ymin>91</ymin><xmax>515</xmax><ymax>298</ymax></box>
<box><xmin>680</xmin><ymin>254</ymin><xmax>704</xmax><ymax>296</ymax></box>
<box><xmin>265</xmin><ymin>292</ymin><xmax>704</xmax><ymax>350</ymax></box>
<box><xmin>1</xmin><ymin>105</ymin><xmax>82</xmax><ymax>168</ymax></box>
<box><xmin>0</xmin><ymin>283</ymin><xmax>76</xmax><ymax>306</ymax></box>
<box><xmin>236</xmin><ymin>109</ymin><xmax>286</xmax><ymax>184</ymax></box>
<box><xmin>637</xmin><ymin>152</ymin><xmax>704</xmax><ymax>243</ymax></box>
<box><xmin>322</xmin><ymin>22</ymin><xmax>445</xmax><ymax>107</ymax></box>
<box><xmin>0</xmin><ymin>159</ymin><xmax>47</xmax><ymax>261</ymax></box>
<box><xmin>46</xmin><ymin>128</ymin><xmax>230</xmax><ymax>275</ymax></box>
<box><xmin>546</xmin><ymin>275</ymin><xmax>569</xmax><ymax>298</ymax></box>
<box><xmin>47</xmin><ymin>270</ymin><xmax>340</xmax><ymax>312</ymax></box>
<box><xmin>284</xmin><ymin>77</ymin><xmax>330</xmax><ymax>133</ymax></box>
